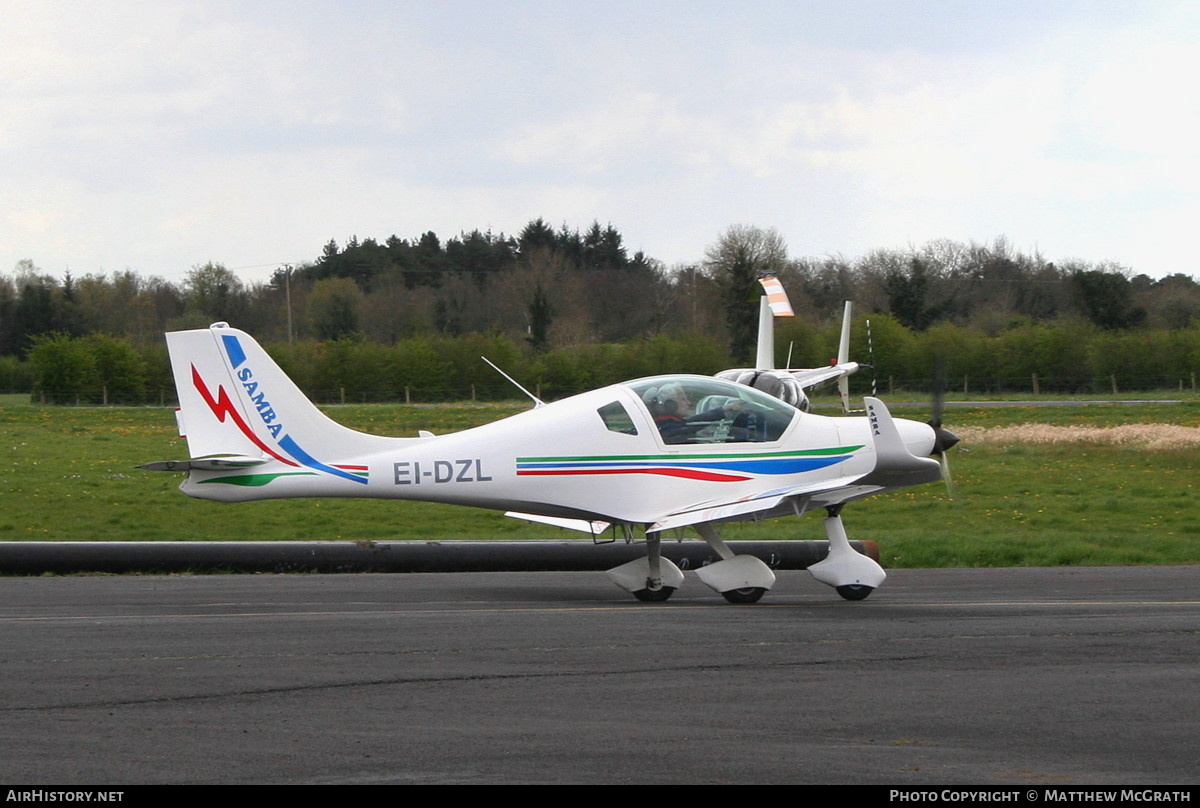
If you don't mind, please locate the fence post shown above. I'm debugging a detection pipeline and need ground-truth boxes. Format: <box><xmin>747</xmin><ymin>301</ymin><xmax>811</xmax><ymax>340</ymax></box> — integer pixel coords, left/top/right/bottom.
<box><xmin>405</xmin><ymin>385</ymin><xmax>411</xmax><ymax>404</ymax></box>
<box><xmin>1110</xmin><ymin>375</ymin><xmax>1118</xmax><ymax>395</ymax></box>
<box><xmin>1032</xmin><ymin>373</ymin><xmax>1039</xmax><ymax>396</ymax></box>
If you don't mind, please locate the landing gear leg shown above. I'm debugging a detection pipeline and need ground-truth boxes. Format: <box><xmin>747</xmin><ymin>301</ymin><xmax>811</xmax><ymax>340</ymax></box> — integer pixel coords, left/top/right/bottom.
<box><xmin>807</xmin><ymin>506</ymin><xmax>886</xmax><ymax>600</ymax></box>
<box><xmin>693</xmin><ymin>523</ymin><xmax>776</xmax><ymax>604</ymax></box>
<box><xmin>606</xmin><ymin>531</ymin><xmax>683</xmax><ymax>602</ymax></box>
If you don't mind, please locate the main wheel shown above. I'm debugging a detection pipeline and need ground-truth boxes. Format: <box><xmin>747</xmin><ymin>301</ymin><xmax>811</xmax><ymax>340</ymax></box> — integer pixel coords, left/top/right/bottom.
<box><xmin>721</xmin><ymin>586</ymin><xmax>767</xmax><ymax>604</ymax></box>
<box><xmin>836</xmin><ymin>584</ymin><xmax>873</xmax><ymax>601</ymax></box>
<box><xmin>633</xmin><ymin>586</ymin><xmax>676</xmax><ymax>603</ymax></box>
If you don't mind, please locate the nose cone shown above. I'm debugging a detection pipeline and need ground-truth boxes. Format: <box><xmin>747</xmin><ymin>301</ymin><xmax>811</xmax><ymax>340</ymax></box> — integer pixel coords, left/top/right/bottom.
<box><xmin>932</xmin><ymin>425</ymin><xmax>959</xmax><ymax>454</ymax></box>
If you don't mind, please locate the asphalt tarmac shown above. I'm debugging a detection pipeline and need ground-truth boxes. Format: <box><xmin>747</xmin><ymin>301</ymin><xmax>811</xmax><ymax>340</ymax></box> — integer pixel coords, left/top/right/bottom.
<box><xmin>1</xmin><ymin>566</ymin><xmax>1196</xmax><ymax>785</ymax></box>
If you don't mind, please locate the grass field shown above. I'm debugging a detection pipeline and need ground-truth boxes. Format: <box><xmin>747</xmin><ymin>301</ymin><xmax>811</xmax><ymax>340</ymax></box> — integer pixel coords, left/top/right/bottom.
<box><xmin>1</xmin><ymin>393</ymin><xmax>1197</xmax><ymax>567</ymax></box>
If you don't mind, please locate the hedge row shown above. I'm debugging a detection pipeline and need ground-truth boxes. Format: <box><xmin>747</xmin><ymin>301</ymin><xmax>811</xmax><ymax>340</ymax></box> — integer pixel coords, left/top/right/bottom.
<box><xmin>11</xmin><ymin>319</ymin><xmax>1200</xmax><ymax>405</ymax></box>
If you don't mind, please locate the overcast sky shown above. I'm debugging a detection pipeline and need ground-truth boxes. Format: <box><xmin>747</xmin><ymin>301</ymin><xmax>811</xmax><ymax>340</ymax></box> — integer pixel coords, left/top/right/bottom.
<box><xmin>2</xmin><ymin>0</ymin><xmax>1197</xmax><ymax>284</ymax></box>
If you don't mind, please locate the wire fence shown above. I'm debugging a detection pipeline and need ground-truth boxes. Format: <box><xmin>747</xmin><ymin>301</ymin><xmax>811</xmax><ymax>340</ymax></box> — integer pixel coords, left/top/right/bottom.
<box><xmin>843</xmin><ymin>372</ymin><xmax>1199</xmax><ymax>398</ymax></box>
<box><xmin>4</xmin><ymin>371</ymin><xmax>1197</xmax><ymax>408</ymax></box>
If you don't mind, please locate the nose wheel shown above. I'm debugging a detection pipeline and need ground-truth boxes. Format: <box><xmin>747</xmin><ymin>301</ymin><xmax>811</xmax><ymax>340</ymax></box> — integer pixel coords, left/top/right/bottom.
<box><xmin>808</xmin><ymin>511</ymin><xmax>887</xmax><ymax>599</ymax></box>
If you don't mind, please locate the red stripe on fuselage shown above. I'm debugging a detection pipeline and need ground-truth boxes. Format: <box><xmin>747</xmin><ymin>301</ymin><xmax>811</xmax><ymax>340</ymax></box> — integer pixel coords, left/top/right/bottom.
<box><xmin>516</xmin><ymin>467</ymin><xmax>749</xmax><ymax>482</ymax></box>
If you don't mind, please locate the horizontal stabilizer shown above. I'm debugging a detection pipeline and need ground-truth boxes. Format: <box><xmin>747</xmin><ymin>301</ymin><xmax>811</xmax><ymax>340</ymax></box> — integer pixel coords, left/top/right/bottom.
<box><xmin>789</xmin><ymin>362</ymin><xmax>859</xmax><ymax>390</ymax></box>
<box><xmin>138</xmin><ymin>455</ymin><xmax>267</xmax><ymax>472</ymax></box>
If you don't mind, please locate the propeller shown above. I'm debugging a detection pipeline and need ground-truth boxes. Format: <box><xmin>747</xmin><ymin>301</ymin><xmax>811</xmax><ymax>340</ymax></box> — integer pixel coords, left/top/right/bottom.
<box><xmin>928</xmin><ymin>359</ymin><xmax>960</xmax><ymax>499</ymax></box>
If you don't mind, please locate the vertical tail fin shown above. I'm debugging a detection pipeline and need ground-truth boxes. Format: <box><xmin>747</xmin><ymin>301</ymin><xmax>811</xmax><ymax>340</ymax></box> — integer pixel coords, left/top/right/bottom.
<box><xmin>837</xmin><ymin>301</ymin><xmax>853</xmax><ymax>413</ymax></box>
<box><xmin>167</xmin><ymin>323</ymin><xmax>400</xmax><ymax>483</ymax></box>
<box><xmin>754</xmin><ymin>276</ymin><xmax>794</xmax><ymax>370</ymax></box>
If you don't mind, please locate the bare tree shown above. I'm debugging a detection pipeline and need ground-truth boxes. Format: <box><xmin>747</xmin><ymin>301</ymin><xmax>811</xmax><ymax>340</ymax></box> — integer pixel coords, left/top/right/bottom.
<box><xmin>703</xmin><ymin>225</ymin><xmax>789</xmax><ymax>362</ymax></box>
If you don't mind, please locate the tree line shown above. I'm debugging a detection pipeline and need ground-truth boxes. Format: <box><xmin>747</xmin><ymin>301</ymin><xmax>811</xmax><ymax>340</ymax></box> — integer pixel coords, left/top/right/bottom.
<box><xmin>3</xmin><ymin>221</ymin><xmax>1200</xmax><ymax>403</ymax></box>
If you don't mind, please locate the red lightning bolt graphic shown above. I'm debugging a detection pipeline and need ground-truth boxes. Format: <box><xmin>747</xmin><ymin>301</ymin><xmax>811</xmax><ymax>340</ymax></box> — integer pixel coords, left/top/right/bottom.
<box><xmin>190</xmin><ymin>365</ymin><xmax>298</xmax><ymax>466</ymax></box>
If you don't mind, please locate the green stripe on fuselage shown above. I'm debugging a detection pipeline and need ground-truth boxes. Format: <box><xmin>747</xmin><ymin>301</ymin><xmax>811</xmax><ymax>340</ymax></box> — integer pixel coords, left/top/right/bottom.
<box><xmin>516</xmin><ymin>446</ymin><xmax>864</xmax><ymax>463</ymax></box>
<box><xmin>197</xmin><ymin>472</ymin><xmax>318</xmax><ymax>486</ymax></box>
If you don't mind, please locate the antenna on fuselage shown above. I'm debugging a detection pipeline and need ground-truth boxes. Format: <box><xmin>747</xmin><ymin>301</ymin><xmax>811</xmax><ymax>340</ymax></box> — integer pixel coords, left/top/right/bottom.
<box><xmin>482</xmin><ymin>356</ymin><xmax>545</xmax><ymax>409</ymax></box>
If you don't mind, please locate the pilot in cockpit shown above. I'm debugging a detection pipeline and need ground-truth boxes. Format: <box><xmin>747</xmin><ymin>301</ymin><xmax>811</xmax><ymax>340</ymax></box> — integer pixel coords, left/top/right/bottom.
<box><xmin>644</xmin><ymin>382</ymin><xmax>744</xmax><ymax>443</ymax></box>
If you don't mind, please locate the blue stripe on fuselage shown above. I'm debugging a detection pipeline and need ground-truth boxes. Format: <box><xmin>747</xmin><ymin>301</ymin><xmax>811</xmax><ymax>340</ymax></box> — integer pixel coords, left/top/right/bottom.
<box><xmin>278</xmin><ymin>435</ymin><xmax>368</xmax><ymax>484</ymax></box>
<box><xmin>516</xmin><ymin>456</ymin><xmax>848</xmax><ymax>475</ymax></box>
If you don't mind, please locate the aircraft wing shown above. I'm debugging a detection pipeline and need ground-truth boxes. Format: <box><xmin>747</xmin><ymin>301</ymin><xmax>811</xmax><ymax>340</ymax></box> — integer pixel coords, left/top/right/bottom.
<box><xmin>789</xmin><ymin>362</ymin><xmax>859</xmax><ymax>390</ymax></box>
<box><xmin>647</xmin><ymin>474</ymin><xmax>869</xmax><ymax>533</ymax></box>
<box><xmin>505</xmin><ymin>471</ymin><xmax>882</xmax><ymax>536</ymax></box>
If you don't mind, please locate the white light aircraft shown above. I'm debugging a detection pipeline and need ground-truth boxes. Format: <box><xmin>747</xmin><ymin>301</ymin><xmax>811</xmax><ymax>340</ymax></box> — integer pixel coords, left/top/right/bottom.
<box><xmin>144</xmin><ymin>292</ymin><xmax>957</xmax><ymax>604</ymax></box>
<box><xmin>715</xmin><ymin>276</ymin><xmax>860</xmax><ymax>413</ymax></box>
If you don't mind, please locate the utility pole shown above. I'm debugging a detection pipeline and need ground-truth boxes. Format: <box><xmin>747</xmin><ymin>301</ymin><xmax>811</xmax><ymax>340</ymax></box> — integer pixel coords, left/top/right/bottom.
<box><xmin>282</xmin><ymin>264</ymin><xmax>294</xmax><ymax>344</ymax></box>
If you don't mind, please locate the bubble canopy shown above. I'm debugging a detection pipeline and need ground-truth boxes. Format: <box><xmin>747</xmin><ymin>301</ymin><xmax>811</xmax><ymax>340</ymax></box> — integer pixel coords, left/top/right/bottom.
<box><xmin>624</xmin><ymin>375</ymin><xmax>798</xmax><ymax>444</ymax></box>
